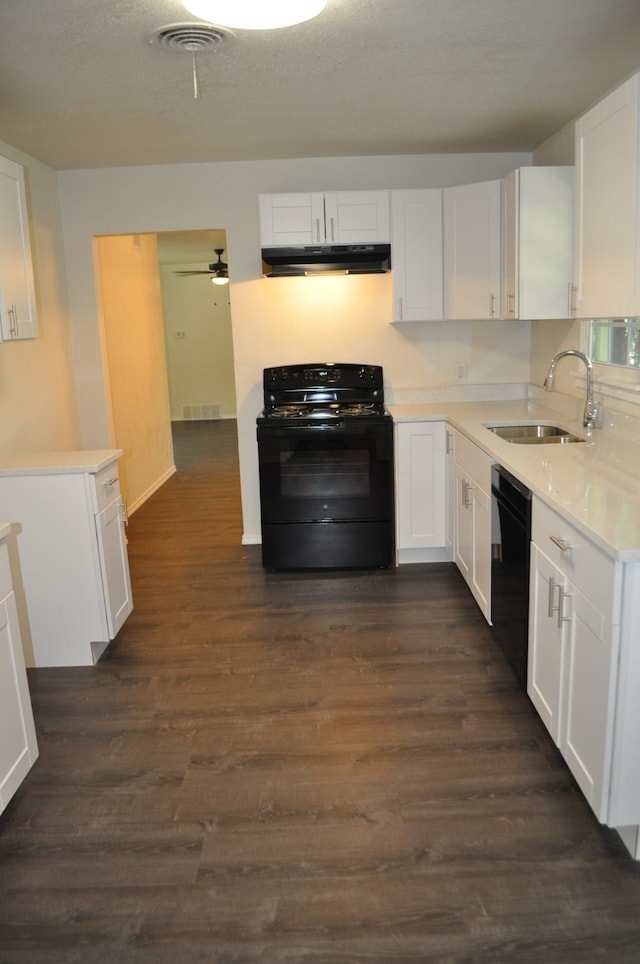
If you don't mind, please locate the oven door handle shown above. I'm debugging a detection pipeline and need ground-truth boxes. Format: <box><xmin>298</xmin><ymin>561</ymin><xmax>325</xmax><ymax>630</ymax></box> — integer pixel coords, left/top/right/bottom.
<box><xmin>258</xmin><ymin>422</ymin><xmax>390</xmax><ymax>436</ymax></box>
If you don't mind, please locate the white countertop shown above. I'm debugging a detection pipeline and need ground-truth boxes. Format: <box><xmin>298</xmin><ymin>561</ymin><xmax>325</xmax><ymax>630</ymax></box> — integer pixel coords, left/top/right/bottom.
<box><xmin>389</xmin><ymin>397</ymin><xmax>640</xmax><ymax>563</ymax></box>
<box><xmin>0</xmin><ymin>449</ymin><xmax>123</xmax><ymax>477</ymax></box>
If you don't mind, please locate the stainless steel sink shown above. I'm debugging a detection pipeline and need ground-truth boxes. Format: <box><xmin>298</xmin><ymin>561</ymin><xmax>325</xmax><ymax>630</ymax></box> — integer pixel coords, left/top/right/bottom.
<box><xmin>485</xmin><ymin>423</ymin><xmax>585</xmax><ymax>444</ymax></box>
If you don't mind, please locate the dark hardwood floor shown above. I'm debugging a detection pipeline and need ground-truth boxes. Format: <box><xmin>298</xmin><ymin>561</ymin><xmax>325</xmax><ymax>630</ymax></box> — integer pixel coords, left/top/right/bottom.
<box><xmin>2</xmin><ymin>418</ymin><xmax>640</xmax><ymax>963</ymax></box>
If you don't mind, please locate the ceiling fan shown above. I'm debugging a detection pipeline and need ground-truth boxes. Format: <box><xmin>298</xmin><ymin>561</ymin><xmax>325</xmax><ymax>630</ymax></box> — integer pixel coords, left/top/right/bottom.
<box><xmin>175</xmin><ymin>248</ymin><xmax>229</xmax><ymax>285</ymax></box>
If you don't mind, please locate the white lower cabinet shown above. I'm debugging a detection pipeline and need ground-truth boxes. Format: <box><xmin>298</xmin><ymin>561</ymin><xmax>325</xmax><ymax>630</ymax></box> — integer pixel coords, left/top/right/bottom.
<box><xmin>0</xmin><ymin>525</ymin><xmax>38</xmax><ymax>814</ymax></box>
<box><xmin>453</xmin><ymin>431</ymin><xmax>491</xmax><ymax>621</ymax></box>
<box><xmin>528</xmin><ymin>540</ymin><xmax>617</xmax><ymax>820</ymax></box>
<box><xmin>0</xmin><ymin>451</ymin><xmax>133</xmax><ymax>667</ymax></box>
<box><xmin>527</xmin><ymin>496</ymin><xmax>637</xmax><ymax>830</ymax></box>
<box><xmin>394</xmin><ymin>420</ymin><xmax>448</xmax><ymax>563</ymax></box>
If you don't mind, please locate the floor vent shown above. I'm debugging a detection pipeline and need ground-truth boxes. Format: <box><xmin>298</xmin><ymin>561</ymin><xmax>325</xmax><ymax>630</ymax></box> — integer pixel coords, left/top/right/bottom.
<box><xmin>182</xmin><ymin>403</ymin><xmax>222</xmax><ymax>421</ymax></box>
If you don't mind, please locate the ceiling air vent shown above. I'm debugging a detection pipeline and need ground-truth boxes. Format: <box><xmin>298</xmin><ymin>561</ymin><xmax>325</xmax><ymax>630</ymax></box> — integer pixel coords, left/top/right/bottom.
<box><xmin>151</xmin><ymin>22</ymin><xmax>231</xmax><ymax>53</ymax></box>
<box><xmin>150</xmin><ymin>23</ymin><xmax>232</xmax><ymax>98</ymax></box>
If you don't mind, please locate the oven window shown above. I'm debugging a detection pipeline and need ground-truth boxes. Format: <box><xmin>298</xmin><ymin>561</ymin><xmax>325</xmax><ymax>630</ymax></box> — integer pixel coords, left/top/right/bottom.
<box><xmin>280</xmin><ymin>443</ymin><xmax>370</xmax><ymax>499</ymax></box>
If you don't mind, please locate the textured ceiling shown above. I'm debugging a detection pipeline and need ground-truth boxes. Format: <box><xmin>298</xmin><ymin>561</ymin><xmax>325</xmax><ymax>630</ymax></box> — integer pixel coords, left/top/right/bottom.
<box><xmin>2</xmin><ymin>0</ymin><xmax>640</xmax><ymax>171</ymax></box>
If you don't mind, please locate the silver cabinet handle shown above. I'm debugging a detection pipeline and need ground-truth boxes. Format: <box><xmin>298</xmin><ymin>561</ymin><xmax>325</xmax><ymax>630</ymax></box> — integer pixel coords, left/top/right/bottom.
<box><xmin>104</xmin><ymin>477</ymin><xmax>119</xmax><ymax>487</ymax></box>
<box><xmin>7</xmin><ymin>304</ymin><xmax>18</xmax><ymax>337</ymax></box>
<box><xmin>568</xmin><ymin>282</ymin><xmax>578</xmax><ymax>316</ymax></box>
<box><xmin>549</xmin><ymin>534</ymin><xmax>571</xmax><ymax>552</ymax></box>
<box><xmin>315</xmin><ymin>217</ymin><xmax>321</xmax><ymax>243</ymax></box>
<box><xmin>548</xmin><ymin>577</ymin><xmax>560</xmax><ymax>618</ymax></box>
<box><xmin>507</xmin><ymin>291</ymin><xmax>515</xmax><ymax>318</ymax></box>
<box><xmin>119</xmin><ymin>498</ymin><xmax>129</xmax><ymax>526</ymax></box>
<box><xmin>462</xmin><ymin>479</ymin><xmax>474</xmax><ymax>508</ymax></box>
<box><xmin>557</xmin><ymin>588</ymin><xmax>571</xmax><ymax>627</ymax></box>
<box><xmin>489</xmin><ymin>293</ymin><xmax>495</xmax><ymax>318</ymax></box>
<box><xmin>398</xmin><ymin>296</ymin><xmax>403</xmax><ymax>320</ymax></box>
<box><xmin>329</xmin><ymin>217</ymin><xmax>335</xmax><ymax>242</ymax></box>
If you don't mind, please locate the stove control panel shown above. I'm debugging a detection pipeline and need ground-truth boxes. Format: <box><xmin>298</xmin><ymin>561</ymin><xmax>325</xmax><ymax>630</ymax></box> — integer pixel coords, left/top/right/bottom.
<box><xmin>264</xmin><ymin>363</ymin><xmax>382</xmax><ymax>391</ymax></box>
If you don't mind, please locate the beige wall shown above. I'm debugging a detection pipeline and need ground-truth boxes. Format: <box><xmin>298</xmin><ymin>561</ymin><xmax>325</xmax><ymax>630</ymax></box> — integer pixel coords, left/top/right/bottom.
<box><xmin>0</xmin><ymin>139</ymin><xmax>80</xmax><ymax>453</ymax></box>
<box><xmin>159</xmin><ymin>261</ymin><xmax>236</xmax><ymax>421</ymax></box>
<box><xmin>94</xmin><ymin>234</ymin><xmax>175</xmax><ymax>511</ymax></box>
<box><xmin>57</xmin><ymin>152</ymin><xmax>532</xmax><ymax>542</ymax></box>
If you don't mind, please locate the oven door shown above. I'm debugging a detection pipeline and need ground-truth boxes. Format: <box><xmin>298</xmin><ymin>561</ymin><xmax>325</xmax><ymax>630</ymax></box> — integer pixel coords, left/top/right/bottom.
<box><xmin>257</xmin><ymin>420</ymin><xmax>393</xmax><ymax>524</ymax></box>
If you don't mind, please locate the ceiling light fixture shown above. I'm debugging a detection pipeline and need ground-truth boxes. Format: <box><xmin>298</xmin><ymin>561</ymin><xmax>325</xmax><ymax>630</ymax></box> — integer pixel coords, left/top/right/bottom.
<box><xmin>182</xmin><ymin>0</ymin><xmax>327</xmax><ymax>30</ymax></box>
<box><xmin>174</xmin><ymin>248</ymin><xmax>229</xmax><ymax>284</ymax></box>
<box><xmin>210</xmin><ymin>249</ymin><xmax>229</xmax><ymax>285</ymax></box>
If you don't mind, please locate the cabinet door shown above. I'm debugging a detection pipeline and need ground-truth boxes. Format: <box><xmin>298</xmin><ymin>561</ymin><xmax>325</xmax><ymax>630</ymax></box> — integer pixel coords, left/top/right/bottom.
<box><xmin>454</xmin><ymin>464</ymin><xmax>473</xmax><ymax>584</ymax></box>
<box><xmin>95</xmin><ymin>497</ymin><xmax>133</xmax><ymax>638</ymax></box>
<box><xmin>259</xmin><ymin>191</ymin><xmax>389</xmax><ymax>247</ymax></box>
<box><xmin>528</xmin><ymin>543</ymin><xmax>564</xmax><ymax>742</ymax></box>
<box><xmin>0</xmin><ymin>591</ymin><xmax>38</xmax><ymax>813</ymax></box>
<box><xmin>445</xmin><ymin>427</ymin><xmax>455</xmax><ymax>560</ymax></box>
<box><xmin>561</xmin><ymin>588</ymin><xmax>617</xmax><ymax>822</ymax></box>
<box><xmin>391</xmin><ymin>189</ymin><xmax>443</xmax><ymax>321</ymax></box>
<box><xmin>325</xmin><ymin>191</ymin><xmax>390</xmax><ymax>244</ymax></box>
<box><xmin>503</xmin><ymin>167</ymin><xmax>574</xmax><ymax>320</ymax></box>
<box><xmin>518</xmin><ymin>167</ymin><xmax>574</xmax><ymax>319</ymax></box>
<box><xmin>443</xmin><ymin>179</ymin><xmax>501</xmax><ymax>319</ymax></box>
<box><xmin>258</xmin><ymin>193</ymin><xmax>325</xmax><ymax>245</ymax></box>
<box><xmin>472</xmin><ymin>482</ymin><xmax>491</xmax><ymax>622</ymax></box>
<box><xmin>501</xmin><ymin>170</ymin><xmax>518</xmax><ymax>319</ymax></box>
<box><xmin>395</xmin><ymin>421</ymin><xmax>446</xmax><ymax>550</ymax></box>
<box><xmin>574</xmin><ymin>74</ymin><xmax>640</xmax><ymax>318</ymax></box>
<box><xmin>0</xmin><ymin>155</ymin><xmax>38</xmax><ymax>340</ymax></box>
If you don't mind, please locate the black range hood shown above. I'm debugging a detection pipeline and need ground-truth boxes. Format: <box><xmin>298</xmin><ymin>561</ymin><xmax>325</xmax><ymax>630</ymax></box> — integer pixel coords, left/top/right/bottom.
<box><xmin>261</xmin><ymin>243</ymin><xmax>391</xmax><ymax>277</ymax></box>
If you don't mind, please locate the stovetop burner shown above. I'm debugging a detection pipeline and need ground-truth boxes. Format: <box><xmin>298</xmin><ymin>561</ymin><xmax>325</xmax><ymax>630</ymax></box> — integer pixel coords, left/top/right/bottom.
<box><xmin>267</xmin><ymin>404</ymin><xmax>311</xmax><ymax>418</ymax></box>
<box><xmin>265</xmin><ymin>401</ymin><xmax>385</xmax><ymax>420</ymax></box>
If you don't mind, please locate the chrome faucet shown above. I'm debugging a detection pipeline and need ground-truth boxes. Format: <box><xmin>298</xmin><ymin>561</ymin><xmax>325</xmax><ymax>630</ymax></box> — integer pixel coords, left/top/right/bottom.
<box><xmin>544</xmin><ymin>349</ymin><xmax>600</xmax><ymax>430</ymax></box>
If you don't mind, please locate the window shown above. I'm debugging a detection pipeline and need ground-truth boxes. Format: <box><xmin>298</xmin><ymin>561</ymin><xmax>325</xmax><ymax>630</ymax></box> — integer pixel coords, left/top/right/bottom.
<box><xmin>591</xmin><ymin>318</ymin><xmax>640</xmax><ymax>369</ymax></box>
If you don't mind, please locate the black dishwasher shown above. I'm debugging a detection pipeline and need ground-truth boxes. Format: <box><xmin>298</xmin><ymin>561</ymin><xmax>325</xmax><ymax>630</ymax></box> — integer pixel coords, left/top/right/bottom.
<box><xmin>490</xmin><ymin>464</ymin><xmax>532</xmax><ymax>689</ymax></box>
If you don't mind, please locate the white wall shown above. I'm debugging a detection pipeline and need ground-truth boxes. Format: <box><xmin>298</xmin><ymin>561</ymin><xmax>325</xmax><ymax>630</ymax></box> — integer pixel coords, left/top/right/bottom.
<box><xmin>0</xmin><ymin>140</ymin><xmax>80</xmax><ymax>453</ymax></box>
<box><xmin>57</xmin><ymin>152</ymin><xmax>531</xmax><ymax>542</ymax></box>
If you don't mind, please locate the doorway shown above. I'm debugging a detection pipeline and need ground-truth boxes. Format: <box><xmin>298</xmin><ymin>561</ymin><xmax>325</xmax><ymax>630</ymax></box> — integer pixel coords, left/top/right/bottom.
<box><xmin>156</xmin><ymin>229</ymin><xmax>237</xmax><ymax>423</ymax></box>
<box><xmin>94</xmin><ymin>229</ymin><xmax>237</xmax><ymax>515</ymax></box>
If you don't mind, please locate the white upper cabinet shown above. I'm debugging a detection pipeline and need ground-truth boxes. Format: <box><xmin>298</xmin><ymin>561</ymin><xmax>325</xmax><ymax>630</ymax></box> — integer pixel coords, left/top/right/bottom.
<box><xmin>574</xmin><ymin>73</ymin><xmax>640</xmax><ymax>318</ymax></box>
<box><xmin>259</xmin><ymin>191</ymin><xmax>390</xmax><ymax>246</ymax></box>
<box><xmin>0</xmin><ymin>154</ymin><xmax>38</xmax><ymax>340</ymax></box>
<box><xmin>443</xmin><ymin>179</ymin><xmax>501</xmax><ymax>320</ymax></box>
<box><xmin>502</xmin><ymin>167</ymin><xmax>575</xmax><ymax>320</ymax></box>
<box><xmin>390</xmin><ymin>189</ymin><xmax>443</xmax><ymax>321</ymax></box>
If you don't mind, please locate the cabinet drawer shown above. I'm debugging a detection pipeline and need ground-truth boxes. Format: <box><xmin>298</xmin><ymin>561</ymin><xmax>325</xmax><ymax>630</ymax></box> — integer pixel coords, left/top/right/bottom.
<box><xmin>532</xmin><ymin>498</ymin><xmax>618</xmax><ymax>619</ymax></box>
<box><xmin>91</xmin><ymin>464</ymin><xmax>121</xmax><ymax>513</ymax></box>
<box><xmin>454</xmin><ymin>431</ymin><xmax>491</xmax><ymax>491</ymax></box>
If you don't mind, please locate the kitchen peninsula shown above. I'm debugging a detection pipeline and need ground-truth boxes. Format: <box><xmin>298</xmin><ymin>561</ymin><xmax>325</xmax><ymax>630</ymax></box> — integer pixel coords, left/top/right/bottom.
<box><xmin>0</xmin><ymin>450</ymin><xmax>132</xmax><ymax>668</ymax></box>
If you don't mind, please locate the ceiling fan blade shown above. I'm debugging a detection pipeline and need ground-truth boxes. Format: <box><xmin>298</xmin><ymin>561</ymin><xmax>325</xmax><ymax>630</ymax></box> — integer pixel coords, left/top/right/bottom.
<box><xmin>173</xmin><ymin>250</ymin><xmax>228</xmax><ymax>278</ymax></box>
